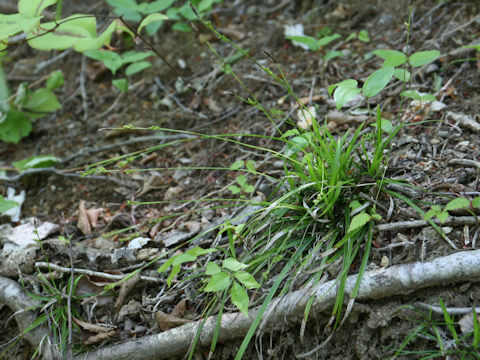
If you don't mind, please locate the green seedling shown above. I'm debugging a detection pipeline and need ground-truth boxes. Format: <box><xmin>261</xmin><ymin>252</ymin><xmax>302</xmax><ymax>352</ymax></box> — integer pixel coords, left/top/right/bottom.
<box><xmin>424</xmin><ymin>197</ymin><xmax>480</xmax><ymax>224</ymax></box>
<box><xmin>328</xmin><ymin>48</ymin><xmax>440</xmax><ymax>109</ymax></box>
<box><xmin>204</xmin><ymin>258</ymin><xmax>260</xmax><ymax>316</ymax></box>
<box><xmin>228</xmin><ymin>160</ymin><xmax>256</xmax><ymax>195</ymax></box>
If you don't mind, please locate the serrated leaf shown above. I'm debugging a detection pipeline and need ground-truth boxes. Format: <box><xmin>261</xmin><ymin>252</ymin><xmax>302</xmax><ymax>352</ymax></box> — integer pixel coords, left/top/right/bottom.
<box><xmin>363</xmin><ymin>66</ymin><xmax>394</xmax><ymax>98</ymax></box>
<box><xmin>13</xmin><ymin>155</ymin><xmax>60</xmax><ymax>171</ymax></box>
<box><xmin>46</xmin><ymin>70</ymin><xmax>64</xmax><ymax>90</ymax></box>
<box><xmin>234</xmin><ymin>271</ymin><xmax>260</xmax><ymax>289</ymax></box>
<box><xmin>373</xmin><ymin>49</ymin><xmax>406</xmax><ymax>67</ymax></box>
<box><xmin>204</xmin><ymin>272</ymin><xmax>230</xmax><ymax>292</ymax></box>
<box><xmin>348</xmin><ymin>212</ymin><xmax>371</xmax><ymax>233</ymax></box>
<box><xmin>444</xmin><ymin>198</ymin><xmax>470</xmax><ymax>211</ymax></box>
<box><xmin>23</xmin><ymin>89</ymin><xmax>61</xmax><ymax>113</ymax></box>
<box><xmin>125</xmin><ymin>61</ymin><xmax>151</xmax><ymax>76</ymax></box>
<box><xmin>223</xmin><ymin>258</ymin><xmax>247</xmax><ymax>271</ymax></box>
<box><xmin>205</xmin><ymin>262</ymin><xmax>221</xmax><ymax>275</ymax></box>
<box><xmin>409</xmin><ymin>50</ymin><xmax>441</xmax><ymax>67</ymax></box>
<box><xmin>436</xmin><ymin>211</ymin><xmax>449</xmax><ymax>223</ymax></box>
<box><xmin>230</xmin><ymin>281</ymin><xmax>249</xmax><ymax>316</ymax></box>
<box><xmin>138</xmin><ymin>13</ymin><xmax>168</xmax><ymax>34</ymax></box>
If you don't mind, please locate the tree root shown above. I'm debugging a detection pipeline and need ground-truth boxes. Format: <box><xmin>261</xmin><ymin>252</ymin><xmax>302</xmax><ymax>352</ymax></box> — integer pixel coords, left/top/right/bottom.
<box><xmin>75</xmin><ymin>249</ymin><xmax>480</xmax><ymax>360</ymax></box>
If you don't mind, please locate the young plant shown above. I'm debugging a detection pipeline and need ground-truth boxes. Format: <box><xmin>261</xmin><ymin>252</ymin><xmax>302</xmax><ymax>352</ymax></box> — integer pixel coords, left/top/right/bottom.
<box><xmin>424</xmin><ymin>197</ymin><xmax>480</xmax><ymax>223</ymax></box>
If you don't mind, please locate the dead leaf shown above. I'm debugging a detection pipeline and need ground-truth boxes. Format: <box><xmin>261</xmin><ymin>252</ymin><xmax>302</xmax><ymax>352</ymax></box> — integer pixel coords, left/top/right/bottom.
<box><xmin>77</xmin><ymin>200</ymin><xmax>92</xmax><ymax>235</ymax></box>
<box><xmin>83</xmin><ymin>330</ymin><xmax>117</xmax><ymax>345</ymax></box>
<box><xmin>73</xmin><ymin>317</ymin><xmax>115</xmax><ymax>333</ymax></box>
<box><xmin>114</xmin><ymin>272</ymin><xmax>142</xmax><ymax>322</ymax></box>
<box><xmin>155</xmin><ymin>311</ymin><xmax>192</xmax><ymax>331</ymax></box>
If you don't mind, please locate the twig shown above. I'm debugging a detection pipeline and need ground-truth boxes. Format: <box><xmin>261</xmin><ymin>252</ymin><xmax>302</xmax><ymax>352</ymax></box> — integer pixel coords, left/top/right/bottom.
<box><xmin>375</xmin><ymin>216</ymin><xmax>479</xmax><ymax>232</ymax></box>
<box><xmin>76</xmin><ymin>249</ymin><xmax>480</xmax><ymax>360</ymax></box>
<box><xmin>414</xmin><ymin>302</ymin><xmax>480</xmax><ymax>315</ymax></box>
<box><xmin>34</xmin><ymin>262</ymin><xmax>162</xmax><ymax>283</ymax></box>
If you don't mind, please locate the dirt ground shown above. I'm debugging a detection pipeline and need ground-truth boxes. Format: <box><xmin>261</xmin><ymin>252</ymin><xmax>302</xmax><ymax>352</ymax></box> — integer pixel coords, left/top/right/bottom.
<box><xmin>1</xmin><ymin>0</ymin><xmax>480</xmax><ymax>359</ymax></box>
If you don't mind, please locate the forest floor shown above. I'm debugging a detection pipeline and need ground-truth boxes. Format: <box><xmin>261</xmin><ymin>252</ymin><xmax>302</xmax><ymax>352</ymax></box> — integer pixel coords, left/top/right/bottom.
<box><xmin>1</xmin><ymin>0</ymin><xmax>480</xmax><ymax>359</ymax></box>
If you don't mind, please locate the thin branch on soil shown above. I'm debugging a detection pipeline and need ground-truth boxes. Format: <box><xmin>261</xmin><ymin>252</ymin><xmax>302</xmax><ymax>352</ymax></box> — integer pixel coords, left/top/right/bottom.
<box><xmin>375</xmin><ymin>216</ymin><xmax>479</xmax><ymax>232</ymax></box>
<box><xmin>74</xmin><ymin>249</ymin><xmax>480</xmax><ymax>360</ymax></box>
<box><xmin>34</xmin><ymin>262</ymin><xmax>162</xmax><ymax>283</ymax></box>
<box><xmin>414</xmin><ymin>302</ymin><xmax>480</xmax><ymax>315</ymax></box>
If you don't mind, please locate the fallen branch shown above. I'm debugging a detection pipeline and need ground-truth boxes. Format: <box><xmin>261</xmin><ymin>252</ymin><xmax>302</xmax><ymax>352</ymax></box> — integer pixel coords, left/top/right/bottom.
<box><xmin>76</xmin><ymin>249</ymin><xmax>480</xmax><ymax>360</ymax></box>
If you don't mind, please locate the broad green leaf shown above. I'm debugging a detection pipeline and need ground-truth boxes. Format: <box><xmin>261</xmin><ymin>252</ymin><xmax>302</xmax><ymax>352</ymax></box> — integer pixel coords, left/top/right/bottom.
<box><xmin>46</xmin><ymin>70</ymin><xmax>64</xmax><ymax>90</ymax></box>
<box><xmin>125</xmin><ymin>61</ymin><xmax>151</xmax><ymax>76</ymax></box>
<box><xmin>229</xmin><ymin>160</ymin><xmax>244</xmax><ymax>170</ymax></box>
<box><xmin>230</xmin><ymin>281</ymin><xmax>249</xmax><ymax>316</ymax></box>
<box><xmin>23</xmin><ymin>89</ymin><xmax>61</xmax><ymax>112</ymax></box>
<box><xmin>436</xmin><ymin>211</ymin><xmax>449</xmax><ymax>223</ymax></box>
<box><xmin>172</xmin><ymin>22</ymin><xmax>191</xmax><ymax>32</ymax></box>
<box><xmin>347</xmin><ymin>212</ymin><xmax>370</xmax><ymax>233</ymax></box>
<box><xmin>401</xmin><ymin>90</ymin><xmax>436</xmax><ymax>101</ymax></box>
<box><xmin>285</xmin><ymin>35</ymin><xmax>318</xmax><ymax>50</ymax></box>
<box><xmin>236</xmin><ymin>175</ymin><xmax>247</xmax><ymax>187</ymax></box>
<box><xmin>157</xmin><ymin>258</ymin><xmax>174</xmax><ymax>273</ymax></box>
<box><xmin>19</xmin><ymin>0</ymin><xmax>57</xmax><ymax>18</ymax></box>
<box><xmin>316</xmin><ymin>33</ymin><xmax>341</xmax><ymax>47</ymax></box>
<box><xmin>0</xmin><ymin>196</ymin><xmax>17</xmax><ymax>213</ymax></box>
<box><xmin>409</xmin><ymin>50</ymin><xmax>441</xmax><ymax>67</ymax></box>
<box><xmin>112</xmin><ymin>78</ymin><xmax>128</xmax><ymax>92</ymax></box>
<box><xmin>371</xmin><ymin>118</ymin><xmax>393</xmax><ymax>134</ymax></box>
<box><xmin>229</xmin><ymin>185</ymin><xmax>241</xmax><ymax>194</ymax></box>
<box><xmin>424</xmin><ymin>209</ymin><xmax>437</xmax><ymax>221</ymax></box>
<box><xmin>28</xmin><ymin>16</ymin><xmax>116</xmax><ymax>52</ymax></box>
<box><xmin>444</xmin><ymin>198</ymin><xmax>470</xmax><ymax>211</ymax></box>
<box><xmin>171</xmin><ymin>253</ymin><xmax>196</xmax><ymax>266</ymax></box>
<box><xmin>285</xmin><ymin>135</ymin><xmax>309</xmax><ymax>157</ymax></box>
<box><xmin>223</xmin><ymin>258</ymin><xmax>247</xmax><ymax>272</ymax></box>
<box><xmin>187</xmin><ymin>246</ymin><xmax>216</xmax><ymax>257</ymax></box>
<box><xmin>363</xmin><ymin>66</ymin><xmax>394</xmax><ymax>98</ymax></box>
<box><xmin>323</xmin><ymin>50</ymin><xmax>344</xmax><ymax>61</ymax></box>
<box><xmin>349</xmin><ymin>200</ymin><xmax>362</xmax><ymax>210</ymax></box>
<box><xmin>13</xmin><ymin>155</ymin><xmax>60</xmax><ymax>171</ymax></box>
<box><xmin>206</xmin><ymin>262</ymin><xmax>221</xmax><ymax>275</ymax></box>
<box><xmin>333</xmin><ymin>79</ymin><xmax>361</xmax><ymax>110</ymax></box>
<box><xmin>145</xmin><ymin>0</ymin><xmax>175</xmax><ymax>12</ymax></box>
<box><xmin>243</xmin><ymin>184</ymin><xmax>255</xmax><ymax>193</ymax></box>
<box><xmin>0</xmin><ymin>13</ymin><xmax>41</xmax><ymax>39</ymax></box>
<box><xmin>371</xmin><ymin>213</ymin><xmax>382</xmax><ymax>221</ymax></box>
<box><xmin>105</xmin><ymin>0</ymin><xmax>138</xmax><ymax>9</ymax></box>
<box><xmin>204</xmin><ymin>272</ymin><xmax>230</xmax><ymax>292</ymax></box>
<box><xmin>245</xmin><ymin>160</ymin><xmax>256</xmax><ymax>172</ymax></box>
<box><xmin>472</xmin><ymin>197</ymin><xmax>480</xmax><ymax>209</ymax></box>
<box><xmin>198</xmin><ymin>0</ymin><xmax>214</xmax><ymax>12</ymax></box>
<box><xmin>358</xmin><ymin>30</ymin><xmax>370</xmax><ymax>42</ymax></box>
<box><xmin>167</xmin><ymin>264</ymin><xmax>180</xmax><ymax>286</ymax></box>
<box><xmin>393</xmin><ymin>68</ymin><xmax>411</xmax><ymax>82</ymax></box>
<box><xmin>121</xmin><ymin>50</ymin><xmax>153</xmax><ymax>64</ymax></box>
<box><xmin>84</xmin><ymin>50</ymin><xmax>123</xmax><ymax>74</ymax></box>
<box><xmin>0</xmin><ymin>110</ymin><xmax>32</xmax><ymax>143</ymax></box>
<box><xmin>373</xmin><ymin>49</ymin><xmax>406</xmax><ymax>67</ymax></box>
<box><xmin>234</xmin><ymin>271</ymin><xmax>260</xmax><ymax>289</ymax></box>
<box><xmin>178</xmin><ymin>2</ymin><xmax>196</xmax><ymax>21</ymax></box>
<box><xmin>138</xmin><ymin>13</ymin><xmax>168</xmax><ymax>34</ymax></box>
